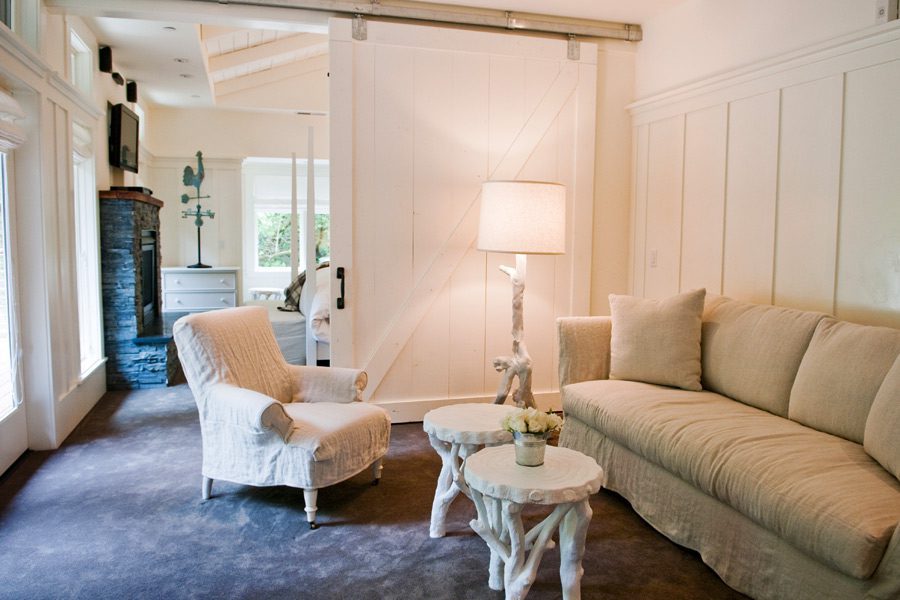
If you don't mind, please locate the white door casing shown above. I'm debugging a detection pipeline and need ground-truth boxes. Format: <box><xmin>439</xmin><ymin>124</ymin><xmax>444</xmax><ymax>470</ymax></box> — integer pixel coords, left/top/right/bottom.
<box><xmin>330</xmin><ymin>18</ymin><xmax>597</xmax><ymax>421</ymax></box>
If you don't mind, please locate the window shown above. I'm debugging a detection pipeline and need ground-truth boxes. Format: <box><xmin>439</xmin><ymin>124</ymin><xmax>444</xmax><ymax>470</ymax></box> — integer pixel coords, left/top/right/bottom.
<box><xmin>0</xmin><ymin>153</ymin><xmax>15</xmax><ymax>414</ymax></box>
<box><xmin>241</xmin><ymin>158</ymin><xmax>330</xmax><ymax>299</ymax></box>
<box><xmin>72</xmin><ymin>122</ymin><xmax>102</xmax><ymax>375</ymax></box>
<box><xmin>256</xmin><ymin>210</ymin><xmax>329</xmax><ymax>269</ymax></box>
<box><xmin>68</xmin><ymin>30</ymin><xmax>92</xmax><ymax>96</ymax></box>
<box><xmin>1</xmin><ymin>0</ymin><xmax>38</xmax><ymax>50</ymax></box>
<box><xmin>0</xmin><ymin>1</ymin><xmax>10</xmax><ymax>29</ymax></box>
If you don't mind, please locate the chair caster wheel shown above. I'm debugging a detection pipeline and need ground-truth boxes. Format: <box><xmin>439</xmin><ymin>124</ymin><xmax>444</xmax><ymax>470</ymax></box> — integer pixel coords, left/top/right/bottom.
<box><xmin>309</xmin><ymin>522</ymin><xmax>319</xmax><ymax>530</ymax></box>
<box><xmin>372</xmin><ymin>479</ymin><xmax>380</xmax><ymax>486</ymax></box>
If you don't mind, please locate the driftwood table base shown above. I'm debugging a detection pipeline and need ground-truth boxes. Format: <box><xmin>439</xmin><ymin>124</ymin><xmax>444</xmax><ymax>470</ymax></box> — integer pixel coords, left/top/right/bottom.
<box><xmin>460</xmin><ymin>445</ymin><xmax>604</xmax><ymax>600</ymax></box>
<box><xmin>423</xmin><ymin>403</ymin><xmax>519</xmax><ymax>538</ymax></box>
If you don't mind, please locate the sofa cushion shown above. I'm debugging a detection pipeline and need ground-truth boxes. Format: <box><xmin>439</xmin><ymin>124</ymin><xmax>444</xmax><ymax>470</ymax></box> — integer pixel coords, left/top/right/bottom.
<box><xmin>701</xmin><ymin>295</ymin><xmax>826</xmax><ymax>416</ymax></box>
<box><xmin>865</xmin><ymin>355</ymin><xmax>900</xmax><ymax>480</ymax></box>
<box><xmin>562</xmin><ymin>379</ymin><xmax>900</xmax><ymax>578</ymax></box>
<box><xmin>789</xmin><ymin>318</ymin><xmax>900</xmax><ymax>443</ymax></box>
<box><xmin>608</xmin><ymin>289</ymin><xmax>705</xmax><ymax>391</ymax></box>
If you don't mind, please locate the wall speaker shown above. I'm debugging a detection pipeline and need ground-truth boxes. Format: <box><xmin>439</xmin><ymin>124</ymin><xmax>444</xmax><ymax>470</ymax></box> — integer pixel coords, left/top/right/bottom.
<box><xmin>126</xmin><ymin>81</ymin><xmax>137</xmax><ymax>103</ymax></box>
<box><xmin>99</xmin><ymin>46</ymin><xmax>112</xmax><ymax>73</ymax></box>
<box><xmin>111</xmin><ymin>72</ymin><xmax>124</xmax><ymax>86</ymax></box>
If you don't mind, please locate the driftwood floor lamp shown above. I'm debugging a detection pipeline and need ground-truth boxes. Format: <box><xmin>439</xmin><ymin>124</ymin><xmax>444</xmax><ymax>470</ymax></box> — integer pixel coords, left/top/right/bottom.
<box><xmin>477</xmin><ymin>180</ymin><xmax>567</xmax><ymax>409</ymax></box>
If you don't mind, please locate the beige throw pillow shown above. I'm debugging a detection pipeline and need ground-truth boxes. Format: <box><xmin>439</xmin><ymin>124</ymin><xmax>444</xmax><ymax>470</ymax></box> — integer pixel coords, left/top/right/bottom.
<box><xmin>864</xmin><ymin>354</ymin><xmax>900</xmax><ymax>480</ymax></box>
<box><xmin>609</xmin><ymin>289</ymin><xmax>706</xmax><ymax>391</ymax></box>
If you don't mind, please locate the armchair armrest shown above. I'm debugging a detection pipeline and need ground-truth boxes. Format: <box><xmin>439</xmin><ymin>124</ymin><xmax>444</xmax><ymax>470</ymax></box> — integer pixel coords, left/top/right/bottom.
<box><xmin>557</xmin><ymin>316</ymin><xmax>612</xmax><ymax>388</ymax></box>
<box><xmin>287</xmin><ymin>365</ymin><xmax>368</xmax><ymax>403</ymax></box>
<box><xmin>201</xmin><ymin>383</ymin><xmax>293</xmax><ymax>440</ymax></box>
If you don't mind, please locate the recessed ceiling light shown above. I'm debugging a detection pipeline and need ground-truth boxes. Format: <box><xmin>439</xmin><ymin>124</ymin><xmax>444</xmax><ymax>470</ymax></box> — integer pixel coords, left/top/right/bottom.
<box><xmin>174</xmin><ymin>58</ymin><xmax>189</xmax><ymax>64</ymax></box>
<box><xmin>191</xmin><ymin>94</ymin><xmax>200</xmax><ymax>98</ymax></box>
<box><xmin>180</xmin><ymin>74</ymin><xmax>193</xmax><ymax>79</ymax></box>
<box><xmin>163</xmin><ymin>26</ymin><xmax>176</xmax><ymax>31</ymax></box>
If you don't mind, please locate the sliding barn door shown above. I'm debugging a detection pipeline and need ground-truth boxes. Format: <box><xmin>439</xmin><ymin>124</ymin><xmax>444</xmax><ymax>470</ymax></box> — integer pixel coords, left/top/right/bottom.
<box><xmin>330</xmin><ymin>18</ymin><xmax>596</xmax><ymax>420</ymax></box>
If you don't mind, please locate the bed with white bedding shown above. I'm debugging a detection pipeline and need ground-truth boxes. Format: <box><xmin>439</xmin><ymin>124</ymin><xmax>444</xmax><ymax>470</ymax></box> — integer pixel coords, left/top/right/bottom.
<box><xmin>244</xmin><ymin>266</ymin><xmax>331</xmax><ymax>365</ymax></box>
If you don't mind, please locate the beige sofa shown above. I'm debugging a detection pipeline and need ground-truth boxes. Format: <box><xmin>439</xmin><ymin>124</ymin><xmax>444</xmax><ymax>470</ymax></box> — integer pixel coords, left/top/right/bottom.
<box><xmin>557</xmin><ymin>294</ymin><xmax>900</xmax><ymax>600</ymax></box>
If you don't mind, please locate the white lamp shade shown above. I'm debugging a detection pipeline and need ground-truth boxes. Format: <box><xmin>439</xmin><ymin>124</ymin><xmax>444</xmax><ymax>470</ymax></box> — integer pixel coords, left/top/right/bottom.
<box><xmin>477</xmin><ymin>181</ymin><xmax>566</xmax><ymax>254</ymax></box>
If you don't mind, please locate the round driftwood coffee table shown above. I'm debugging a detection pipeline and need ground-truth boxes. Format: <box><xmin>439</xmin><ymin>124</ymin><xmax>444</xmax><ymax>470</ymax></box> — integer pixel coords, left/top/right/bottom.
<box><xmin>460</xmin><ymin>444</ymin><xmax>603</xmax><ymax>600</ymax></box>
<box><xmin>423</xmin><ymin>403</ymin><xmax>518</xmax><ymax>538</ymax></box>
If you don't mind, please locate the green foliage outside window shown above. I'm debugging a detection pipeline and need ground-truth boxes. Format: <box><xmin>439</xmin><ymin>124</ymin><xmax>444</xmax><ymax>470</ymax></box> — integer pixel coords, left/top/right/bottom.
<box><xmin>314</xmin><ymin>213</ymin><xmax>330</xmax><ymax>262</ymax></box>
<box><xmin>257</xmin><ymin>211</ymin><xmax>330</xmax><ymax>268</ymax></box>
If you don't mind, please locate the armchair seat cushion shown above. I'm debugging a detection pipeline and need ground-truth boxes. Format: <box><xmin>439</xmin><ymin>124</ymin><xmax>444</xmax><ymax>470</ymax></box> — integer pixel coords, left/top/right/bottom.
<box><xmin>283</xmin><ymin>402</ymin><xmax>390</xmax><ymax>462</ymax></box>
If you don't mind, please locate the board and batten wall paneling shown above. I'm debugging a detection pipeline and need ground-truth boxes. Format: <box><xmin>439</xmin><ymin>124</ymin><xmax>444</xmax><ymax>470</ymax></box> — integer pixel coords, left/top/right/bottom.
<box><xmin>629</xmin><ymin>26</ymin><xmax>900</xmax><ymax>329</ymax></box>
<box><xmin>723</xmin><ymin>91</ymin><xmax>779</xmax><ymax>305</ymax></box>
<box><xmin>680</xmin><ymin>104</ymin><xmax>727</xmax><ymax>294</ymax></box>
<box><xmin>643</xmin><ymin>115</ymin><xmax>684</xmax><ymax>299</ymax></box>
<box><xmin>838</xmin><ymin>59</ymin><xmax>900</xmax><ymax>328</ymax></box>
<box><xmin>774</xmin><ymin>76</ymin><xmax>843</xmax><ymax>314</ymax></box>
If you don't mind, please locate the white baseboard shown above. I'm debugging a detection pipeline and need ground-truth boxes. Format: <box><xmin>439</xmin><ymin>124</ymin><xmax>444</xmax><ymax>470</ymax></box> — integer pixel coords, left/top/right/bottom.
<box><xmin>373</xmin><ymin>391</ymin><xmax>561</xmax><ymax>424</ymax></box>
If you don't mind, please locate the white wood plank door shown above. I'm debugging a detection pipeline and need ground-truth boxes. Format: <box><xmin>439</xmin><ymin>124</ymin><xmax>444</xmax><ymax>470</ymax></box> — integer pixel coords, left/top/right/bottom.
<box><xmin>330</xmin><ymin>18</ymin><xmax>597</xmax><ymax>421</ymax></box>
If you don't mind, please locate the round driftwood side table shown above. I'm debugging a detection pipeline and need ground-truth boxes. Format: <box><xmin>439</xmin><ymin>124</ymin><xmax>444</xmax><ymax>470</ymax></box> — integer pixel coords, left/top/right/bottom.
<box><xmin>460</xmin><ymin>444</ymin><xmax>604</xmax><ymax>600</ymax></box>
<box><xmin>423</xmin><ymin>403</ymin><xmax>518</xmax><ymax>538</ymax></box>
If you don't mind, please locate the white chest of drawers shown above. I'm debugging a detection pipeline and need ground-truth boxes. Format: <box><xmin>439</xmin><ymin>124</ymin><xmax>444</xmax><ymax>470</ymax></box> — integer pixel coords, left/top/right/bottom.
<box><xmin>161</xmin><ymin>267</ymin><xmax>240</xmax><ymax>313</ymax></box>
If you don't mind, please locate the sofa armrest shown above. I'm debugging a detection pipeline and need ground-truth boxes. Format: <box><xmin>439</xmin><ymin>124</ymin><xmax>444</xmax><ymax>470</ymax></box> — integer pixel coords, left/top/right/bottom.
<box><xmin>287</xmin><ymin>364</ymin><xmax>368</xmax><ymax>404</ymax></box>
<box><xmin>557</xmin><ymin>316</ymin><xmax>612</xmax><ymax>388</ymax></box>
<box><xmin>201</xmin><ymin>383</ymin><xmax>292</xmax><ymax>440</ymax></box>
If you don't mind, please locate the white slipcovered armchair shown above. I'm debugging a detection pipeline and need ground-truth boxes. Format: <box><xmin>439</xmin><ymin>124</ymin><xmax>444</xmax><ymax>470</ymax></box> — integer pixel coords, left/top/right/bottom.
<box><xmin>173</xmin><ymin>306</ymin><xmax>391</xmax><ymax>529</ymax></box>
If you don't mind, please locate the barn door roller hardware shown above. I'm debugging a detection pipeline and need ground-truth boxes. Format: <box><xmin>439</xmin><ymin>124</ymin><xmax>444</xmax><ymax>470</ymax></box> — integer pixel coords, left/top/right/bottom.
<box><xmin>197</xmin><ymin>0</ymin><xmax>642</xmax><ymax>41</ymax></box>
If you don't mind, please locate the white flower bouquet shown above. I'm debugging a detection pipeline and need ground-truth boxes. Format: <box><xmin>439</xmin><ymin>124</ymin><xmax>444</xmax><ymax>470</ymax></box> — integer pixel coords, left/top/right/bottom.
<box><xmin>501</xmin><ymin>407</ymin><xmax>564</xmax><ymax>436</ymax></box>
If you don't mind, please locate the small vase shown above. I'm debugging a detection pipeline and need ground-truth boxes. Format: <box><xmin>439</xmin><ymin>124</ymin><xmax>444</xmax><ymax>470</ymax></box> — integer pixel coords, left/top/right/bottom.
<box><xmin>513</xmin><ymin>431</ymin><xmax>550</xmax><ymax>466</ymax></box>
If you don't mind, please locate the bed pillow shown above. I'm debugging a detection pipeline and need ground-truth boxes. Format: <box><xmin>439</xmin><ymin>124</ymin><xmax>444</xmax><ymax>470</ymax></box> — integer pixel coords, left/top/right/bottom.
<box><xmin>609</xmin><ymin>289</ymin><xmax>706</xmax><ymax>391</ymax></box>
<box><xmin>281</xmin><ymin>261</ymin><xmax>329</xmax><ymax>314</ymax></box>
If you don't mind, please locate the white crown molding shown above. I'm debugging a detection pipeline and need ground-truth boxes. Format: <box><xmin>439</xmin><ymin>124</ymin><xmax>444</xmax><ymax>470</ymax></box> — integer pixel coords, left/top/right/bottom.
<box><xmin>48</xmin><ymin>73</ymin><xmax>103</xmax><ymax>120</ymax></box>
<box><xmin>629</xmin><ymin>21</ymin><xmax>900</xmax><ymax>119</ymax></box>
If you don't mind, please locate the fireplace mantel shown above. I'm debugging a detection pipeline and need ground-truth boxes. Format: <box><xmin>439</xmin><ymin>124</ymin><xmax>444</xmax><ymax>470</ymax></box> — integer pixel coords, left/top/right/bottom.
<box><xmin>99</xmin><ymin>189</ymin><xmax>164</xmax><ymax>208</ymax></box>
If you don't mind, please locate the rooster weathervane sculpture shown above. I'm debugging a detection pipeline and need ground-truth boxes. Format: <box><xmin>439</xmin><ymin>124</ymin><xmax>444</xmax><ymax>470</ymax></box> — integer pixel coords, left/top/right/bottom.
<box><xmin>180</xmin><ymin>150</ymin><xmax>215</xmax><ymax>268</ymax></box>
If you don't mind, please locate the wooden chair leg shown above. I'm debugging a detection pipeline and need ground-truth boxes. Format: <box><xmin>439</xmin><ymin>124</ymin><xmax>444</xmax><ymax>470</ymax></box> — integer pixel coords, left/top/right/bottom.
<box><xmin>201</xmin><ymin>476</ymin><xmax>213</xmax><ymax>501</ymax></box>
<box><xmin>304</xmin><ymin>489</ymin><xmax>319</xmax><ymax>529</ymax></box>
<box><xmin>371</xmin><ymin>458</ymin><xmax>384</xmax><ymax>485</ymax></box>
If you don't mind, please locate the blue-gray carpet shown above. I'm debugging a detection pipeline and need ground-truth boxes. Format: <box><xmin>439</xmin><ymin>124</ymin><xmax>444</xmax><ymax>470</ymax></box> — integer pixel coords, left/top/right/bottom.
<box><xmin>0</xmin><ymin>386</ymin><xmax>746</xmax><ymax>599</ymax></box>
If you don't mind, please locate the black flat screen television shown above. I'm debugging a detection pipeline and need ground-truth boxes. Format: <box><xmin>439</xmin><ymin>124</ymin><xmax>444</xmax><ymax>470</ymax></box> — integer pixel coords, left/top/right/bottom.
<box><xmin>109</xmin><ymin>103</ymin><xmax>139</xmax><ymax>173</ymax></box>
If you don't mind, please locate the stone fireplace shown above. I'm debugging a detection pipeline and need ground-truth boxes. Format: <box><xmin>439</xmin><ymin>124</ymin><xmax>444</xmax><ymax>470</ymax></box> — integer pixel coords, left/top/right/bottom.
<box><xmin>99</xmin><ymin>189</ymin><xmax>178</xmax><ymax>388</ymax></box>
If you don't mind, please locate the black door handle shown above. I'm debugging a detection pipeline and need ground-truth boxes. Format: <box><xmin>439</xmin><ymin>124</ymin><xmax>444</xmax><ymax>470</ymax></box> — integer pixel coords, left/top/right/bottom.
<box><xmin>336</xmin><ymin>267</ymin><xmax>346</xmax><ymax>310</ymax></box>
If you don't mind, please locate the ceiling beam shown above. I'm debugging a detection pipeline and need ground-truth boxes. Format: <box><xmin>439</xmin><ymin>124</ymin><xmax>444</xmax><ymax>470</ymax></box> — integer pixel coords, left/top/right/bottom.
<box><xmin>208</xmin><ymin>33</ymin><xmax>327</xmax><ymax>74</ymax></box>
<box><xmin>214</xmin><ymin>53</ymin><xmax>328</xmax><ymax>97</ymax></box>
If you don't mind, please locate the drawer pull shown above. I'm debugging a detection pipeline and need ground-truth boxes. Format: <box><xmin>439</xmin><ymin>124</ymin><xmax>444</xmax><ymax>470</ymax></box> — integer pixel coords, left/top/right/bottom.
<box><xmin>219</xmin><ymin>279</ymin><xmax>226</xmax><ymax>284</ymax></box>
<box><xmin>220</xmin><ymin>298</ymin><xmax>228</xmax><ymax>303</ymax></box>
<box><xmin>176</xmin><ymin>299</ymin><xmax>183</xmax><ymax>304</ymax></box>
<box><xmin>175</xmin><ymin>279</ymin><xmax>181</xmax><ymax>284</ymax></box>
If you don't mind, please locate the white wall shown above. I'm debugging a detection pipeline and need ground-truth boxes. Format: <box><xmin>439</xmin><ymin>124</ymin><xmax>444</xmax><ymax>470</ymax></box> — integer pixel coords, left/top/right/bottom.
<box><xmin>630</xmin><ymin>10</ymin><xmax>900</xmax><ymax>328</ymax></box>
<box><xmin>590</xmin><ymin>40</ymin><xmax>635</xmax><ymax>315</ymax></box>
<box><xmin>149</xmin><ymin>157</ymin><xmax>242</xmax><ymax>270</ymax></box>
<box><xmin>146</xmin><ymin>107</ymin><xmax>327</xmax><ymax>159</ymax></box>
<box><xmin>635</xmin><ymin>0</ymin><xmax>880</xmax><ymax>97</ymax></box>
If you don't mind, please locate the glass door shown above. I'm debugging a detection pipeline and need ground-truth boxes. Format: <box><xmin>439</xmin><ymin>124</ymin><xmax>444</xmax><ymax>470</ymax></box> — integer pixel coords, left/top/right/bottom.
<box><xmin>0</xmin><ymin>151</ymin><xmax>26</xmax><ymax>475</ymax></box>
